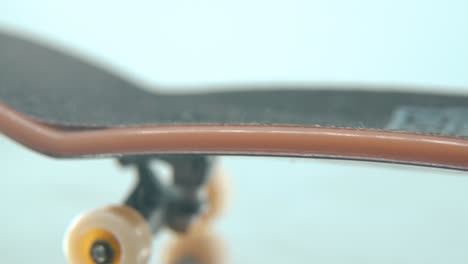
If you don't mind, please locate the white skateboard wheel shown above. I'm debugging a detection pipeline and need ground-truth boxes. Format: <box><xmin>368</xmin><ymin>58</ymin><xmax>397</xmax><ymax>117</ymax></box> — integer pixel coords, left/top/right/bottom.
<box><xmin>163</xmin><ymin>231</ymin><xmax>225</xmax><ymax>264</ymax></box>
<box><xmin>64</xmin><ymin>205</ymin><xmax>152</xmax><ymax>264</ymax></box>
<box><xmin>163</xmin><ymin>167</ymin><xmax>228</xmax><ymax>264</ymax></box>
<box><xmin>190</xmin><ymin>166</ymin><xmax>229</xmax><ymax>234</ymax></box>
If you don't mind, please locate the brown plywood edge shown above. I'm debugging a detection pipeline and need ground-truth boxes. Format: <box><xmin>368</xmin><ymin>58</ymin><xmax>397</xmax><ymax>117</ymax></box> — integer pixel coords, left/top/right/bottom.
<box><xmin>1</xmin><ymin>103</ymin><xmax>467</xmax><ymax>170</ymax></box>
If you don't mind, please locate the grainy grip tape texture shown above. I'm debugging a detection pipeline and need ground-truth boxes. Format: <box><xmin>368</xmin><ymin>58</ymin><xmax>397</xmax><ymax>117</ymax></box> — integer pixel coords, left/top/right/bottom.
<box><xmin>1</xmin><ymin>31</ymin><xmax>468</xmax><ymax>137</ymax></box>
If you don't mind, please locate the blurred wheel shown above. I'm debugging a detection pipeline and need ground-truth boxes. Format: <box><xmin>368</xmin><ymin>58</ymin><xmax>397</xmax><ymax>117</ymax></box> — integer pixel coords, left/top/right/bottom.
<box><xmin>163</xmin><ymin>232</ymin><xmax>224</xmax><ymax>264</ymax></box>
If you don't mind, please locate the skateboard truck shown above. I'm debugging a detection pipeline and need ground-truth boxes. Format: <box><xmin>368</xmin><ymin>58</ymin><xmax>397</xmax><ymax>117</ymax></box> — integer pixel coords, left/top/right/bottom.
<box><xmin>120</xmin><ymin>154</ymin><xmax>215</xmax><ymax>233</ymax></box>
<box><xmin>64</xmin><ymin>154</ymin><xmax>218</xmax><ymax>264</ymax></box>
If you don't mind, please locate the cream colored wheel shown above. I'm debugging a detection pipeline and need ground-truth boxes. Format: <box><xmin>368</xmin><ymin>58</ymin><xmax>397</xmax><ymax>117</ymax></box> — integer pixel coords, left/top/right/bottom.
<box><xmin>163</xmin><ymin>231</ymin><xmax>225</xmax><ymax>264</ymax></box>
<box><xmin>64</xmin><ymin>205</ymin><xmax>152</xmax><ymax>264</ymax></box>
<box><xmin>163</xmin><ymin>167</ymin><xmax>228</xmax><ymax>264</ymax></box>
<box><xmin>191</xmin><ymin>166</ymin><xmax>228</xmax><ymax>233</ymax></box>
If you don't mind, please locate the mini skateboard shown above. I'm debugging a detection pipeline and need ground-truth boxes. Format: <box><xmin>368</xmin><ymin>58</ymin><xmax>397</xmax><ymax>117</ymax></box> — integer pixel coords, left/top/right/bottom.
<box><xmin>1</xmin><ymin>30</ymin><xmax>468</xmax><ymax>264</ymax></box>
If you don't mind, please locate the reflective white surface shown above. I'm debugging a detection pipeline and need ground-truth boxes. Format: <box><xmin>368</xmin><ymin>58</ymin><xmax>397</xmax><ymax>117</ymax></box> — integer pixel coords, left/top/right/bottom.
<box><xmin>1</xmin><ymin>135</ymin><xmax>468</xmax><ymax>263</ymax></box>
